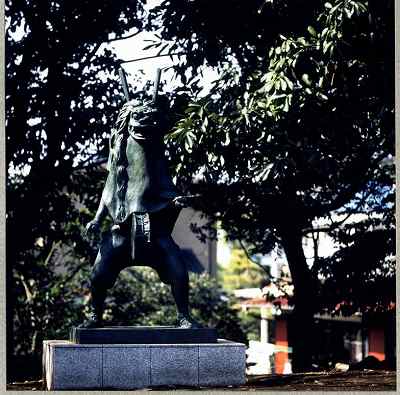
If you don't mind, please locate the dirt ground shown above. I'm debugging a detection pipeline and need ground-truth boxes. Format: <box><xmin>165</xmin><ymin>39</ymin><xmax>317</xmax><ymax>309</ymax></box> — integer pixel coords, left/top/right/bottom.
<box><xmin>245</xmin><ymin>370</ymin><xmax>396</xmax><ymax>391</ymax></box>
<box><xmin>6</xmin><ymin>370</ymin><xmax>396</xmax><ymax>391</ymax></box>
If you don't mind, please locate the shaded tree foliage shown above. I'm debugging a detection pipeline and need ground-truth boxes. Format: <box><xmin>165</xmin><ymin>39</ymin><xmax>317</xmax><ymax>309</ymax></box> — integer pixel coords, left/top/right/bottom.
<box><xmin>313</xmin><ymin>214</ymin><xmax>395</xmax><ymax>315</ymax></box>
<box><xmin>158</xmin><ymin>0</ymin><xmax>395</xmax><ymax>371</ymax></box>
<box><xmin>221</xmin><ymin>247</ymin><xmax>266</xmax><ymax>291</ymax></box>
<box><xmin>150</xmin><ymin>0</ymin><xmax>322</xmax><ymax>74</ymax></box>
<box><xmin>6</xmin><ymin>0</ymin><xmax>147</xmax><ymax>380</ymax></box>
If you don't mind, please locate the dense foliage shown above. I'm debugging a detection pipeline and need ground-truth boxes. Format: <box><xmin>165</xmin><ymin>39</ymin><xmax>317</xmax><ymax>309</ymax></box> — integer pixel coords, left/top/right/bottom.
<box><xmin>159</xmin><ymin>0</ymin><xmax>395</xmax><ymax>370</ymax></box>
<box><xmin>221</xmin><ymin>247</ymin><xmax>267</xmax><ymax>291</ymax></box>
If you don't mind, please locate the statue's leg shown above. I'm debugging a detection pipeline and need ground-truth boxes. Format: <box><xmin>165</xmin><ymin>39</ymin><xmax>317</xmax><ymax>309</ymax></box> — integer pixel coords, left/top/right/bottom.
<box><xmin>149</xmin><ymin>206</ymin><xmax>202</xmax><ymax>328</ymax></box>
<box><xmin>152</xmin><ymin>235</ymin><xmax>202</xmax><ymax>328</ymax></box>
<box><xmin>153</xmin><ymin>235</ymin><xmax>190</xmax><ymax>316</ymax></box>
<box><xmin>80</xmin><ymin>230</ymin><xmax>130</xmax><ymax>328</ymax></box>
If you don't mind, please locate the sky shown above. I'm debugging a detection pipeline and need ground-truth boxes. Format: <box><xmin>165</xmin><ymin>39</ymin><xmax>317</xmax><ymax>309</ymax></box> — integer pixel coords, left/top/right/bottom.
<box><xmin>106</xmin><ymin>0</ymin><xmax>219</xmax><ymax>97</ymax></box>
<box><xmin>110</xmin><ymin>30</ymin><xmax>181</xmax><ymax>90</ymax></box>
<box><xmin>108</xmin><ymin>31</ymin><xmax>219</xmax><ymax>97</ymax></box>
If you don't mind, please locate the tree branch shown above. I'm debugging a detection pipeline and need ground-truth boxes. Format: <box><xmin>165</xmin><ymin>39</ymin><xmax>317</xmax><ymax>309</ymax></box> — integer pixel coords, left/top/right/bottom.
<box><xmin>303</xmin><ymin>226</ymin><xmax>337</xmax><ymax>234</ymax></box>
<box><xmin>74</xmin><ymin>153</ymin><xmax>108</xmax><ymax>170</ymax></box>
<box><xmin>237</xmin><ymin>238</ymin><xmax>270</xmax><ymax>275</ymax></box>
<box><xmin>107</xmin><ymin>30</ymin><xmax>141</xmax><ymax>43</ymax></box>
<box><xmin>120</xmin><ymin>52</ymin><xmax>187</xmax><ymax>64</ymax></box>
<box><xmin>80</xmin><ymin>42</ymin><xmax>103</xmax><ymax>67</ymax></box>
<box><xmin>302</xmin><ymin>212</ymin><xmax>372</xmax><ymax>235</ymax></box>
<box><xmin>43</xmin><ymin>240</ymin><xmax>61</xmax><ymax>267</ymax></box>
<box><xmin>105</xmin><ymin>30</ymin><xmax>142</xmax><ymax>43</ymax></box>
<box><xmin>302</xmin><ymin>189</ymin><xmax>371</xmax><ymax>236</ymax></box>
<box><xmin>313</xmin><ymin>152</ymin><xmax>388</xmax><ymax>217</ymax></box>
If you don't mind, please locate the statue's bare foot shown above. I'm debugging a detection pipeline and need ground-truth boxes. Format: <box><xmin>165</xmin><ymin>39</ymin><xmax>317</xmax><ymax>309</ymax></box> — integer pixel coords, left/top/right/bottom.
<box><xmin>176</xmin><ymin>314</ymin><xmax>202</xmax><ymax>329</ymax></box>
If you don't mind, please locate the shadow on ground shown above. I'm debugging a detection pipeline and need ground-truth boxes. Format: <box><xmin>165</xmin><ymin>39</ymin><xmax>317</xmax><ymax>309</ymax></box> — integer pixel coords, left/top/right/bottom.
<box><xmin>7</xmin><ymin>370</ymin><xmax>396</xmax><ymax>391</ymax></box>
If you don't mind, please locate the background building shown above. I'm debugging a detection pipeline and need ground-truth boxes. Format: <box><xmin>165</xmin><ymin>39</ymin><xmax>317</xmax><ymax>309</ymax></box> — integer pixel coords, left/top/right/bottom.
<box><xmin>172</xmin><ymin>207</ymin><xmax>217</xmax><ymax>277</ymax></box>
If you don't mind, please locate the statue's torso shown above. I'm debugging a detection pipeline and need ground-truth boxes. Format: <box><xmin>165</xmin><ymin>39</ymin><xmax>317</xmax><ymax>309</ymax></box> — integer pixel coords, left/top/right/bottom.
<box><xmin>102</xmin><ymin>134</ymin><xmax>179</xmax><ymax>223</ymax></box>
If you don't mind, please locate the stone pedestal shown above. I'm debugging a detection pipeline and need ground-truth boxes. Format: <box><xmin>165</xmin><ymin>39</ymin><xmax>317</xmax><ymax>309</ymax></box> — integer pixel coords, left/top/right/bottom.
<box><xmin>43</xmin><ymin>339</ymin><xmax>246</xmax><ymax>390</ymax></box>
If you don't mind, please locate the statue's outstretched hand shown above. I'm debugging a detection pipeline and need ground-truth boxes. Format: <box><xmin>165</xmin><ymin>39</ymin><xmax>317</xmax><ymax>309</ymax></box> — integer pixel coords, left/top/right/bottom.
<box><xmin>172</xmin><ymin>196</ymin><xmax>186</xmax><ymax>209</ymax></box>
<box><xmin>172</xmin><ymin>195</ymin><xmax>201</xmax><ymax>209</ymax></box>
<box><xmin>83</xmin><ymin>219</ymin><xmax>101</xmax><ymax>239</ymax></box>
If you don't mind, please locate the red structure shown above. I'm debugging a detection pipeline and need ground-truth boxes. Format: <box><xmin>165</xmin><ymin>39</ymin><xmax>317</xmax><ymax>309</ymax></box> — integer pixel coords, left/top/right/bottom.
<box><xmin>275</xmin><ymin>318</ymin><xmax>289</xmax><ymax>374</ymax></box>
<box><xmin>239</xmin><ymin>295</ymin><xmax>395</xmax><ymax>373</ymax></box>
<box><xmin>368</xmin><ymin>326</ymin><xmax>385</xmax><ymax>361</ymax></box>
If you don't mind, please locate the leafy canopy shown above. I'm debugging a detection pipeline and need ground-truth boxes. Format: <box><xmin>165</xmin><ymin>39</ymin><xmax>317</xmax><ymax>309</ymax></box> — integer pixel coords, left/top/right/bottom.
<box><xmin>164</xmin><ymin>0</ymin><xmax>394</xmax><ymax>314</ymax></box>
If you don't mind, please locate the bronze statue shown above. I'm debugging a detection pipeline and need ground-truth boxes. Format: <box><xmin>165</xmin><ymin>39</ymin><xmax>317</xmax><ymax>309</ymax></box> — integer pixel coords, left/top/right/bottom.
<box><xmin>80</xmin><ymin>95</ymin><xmax>201</xmax><ymax>329</ymax></box>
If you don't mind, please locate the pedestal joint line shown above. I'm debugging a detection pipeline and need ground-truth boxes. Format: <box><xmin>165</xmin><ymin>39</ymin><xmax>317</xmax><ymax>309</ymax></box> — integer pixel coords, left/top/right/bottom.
<box><xmin>197</xmin><ymin>345</ymin><xmax>200</xmax><ymax>387</ymax></box>
<box><xmin>101</xmin><ymin>345</ymin><xmax>103</xmax><ymax>388</ymax></box>
<box><xmin>149</xmin><ymin>347</ymin><xmax>152</xmax><ymax>386</ymax></box>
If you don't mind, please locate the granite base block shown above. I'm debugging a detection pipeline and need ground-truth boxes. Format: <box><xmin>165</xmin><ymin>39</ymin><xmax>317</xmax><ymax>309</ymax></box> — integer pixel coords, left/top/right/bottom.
<box><xmin>103</xmin><ymin>345</ymin><xmax>150</xmax><ymax>389</ymax></box>
<box><xmin>151</xmin><ymin>345</ymin><xmax>198</xmax><ymax>386</ymax></box>
<box><xmin>43</xmin><ymin>339</ymin><xmax>246</xmax><ymax>390</ymax></box>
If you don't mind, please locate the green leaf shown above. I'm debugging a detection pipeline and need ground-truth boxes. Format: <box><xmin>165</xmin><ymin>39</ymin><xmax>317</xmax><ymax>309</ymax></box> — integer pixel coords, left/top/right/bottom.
<box><xmin>286</xmin><ymin>78</ymin><xmax>294</xmax><ymax>90</ymax></box>
<box><xmin>223</xmin><ymin>132</ymin><xmax>231</xmax><ymax>146</ymax></box>
<box><xmin>321</xmin><ymin>27</ymin><xmax>329</xmax><ymax>38</ymax></box>
<box><xmin>302</xmin><ymin>74</ymin><xmax>312</xmax><ymax>86</ymax></box>
<box><xmin>201</xmin><ymin>117</ymin><xmax>209</xmax><ymax>132</ymax></box>
<box><xmin>344</xmin><ymin>8</ymin><xmax>353</xmax><ymax>19</ymax></box>
<box><xmin>317</xmin><ymin>92</ymin><xmax>329</xmax><ymax>101</ymax></box>
<box><xmin>298</xmin><ymin>37</ymin><xmax>307</xmax><ymax>45</ymax></box>
<box><xmin>323</xmin><ymin>41</ymin><xmax>333</xmax><ymax>54</ymax></box>
<box><xmin>308</xmin><ymin>26</ymin><xmax>317</xmax><ymax>37</ymax></box>
<box><xmin>283</xmin><ymin>98</ymin><xmax>290</xmax><ymax>112</ymax></box>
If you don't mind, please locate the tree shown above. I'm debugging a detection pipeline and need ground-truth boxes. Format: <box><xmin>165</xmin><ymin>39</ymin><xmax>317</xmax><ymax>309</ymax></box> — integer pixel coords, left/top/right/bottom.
<box><xmin>312</xmin><ymin>211</ymin><xmax>395</xmax><ymax>315</ymax></box>
<box><xmin>222</xmin><ymin>247</ymin><xmax>266</xmax><ymax>291</ymax></box>
<box><xmin>157</xmin><ymin>0</ymin><xmax>394</xmax><ymax>371</ymax></box>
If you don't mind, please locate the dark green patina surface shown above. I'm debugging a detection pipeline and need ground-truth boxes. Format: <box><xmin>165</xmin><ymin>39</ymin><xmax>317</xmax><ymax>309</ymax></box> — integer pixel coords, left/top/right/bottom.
<box><xmin>102</xmin><ymin>99</ymin><xmax>179</xmax><ymax>224</ymax></box>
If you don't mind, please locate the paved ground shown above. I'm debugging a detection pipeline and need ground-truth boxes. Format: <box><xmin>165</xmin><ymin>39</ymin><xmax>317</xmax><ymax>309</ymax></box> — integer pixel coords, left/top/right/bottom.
<box><xmin>6</xmin><ymin>370</ymin><xmax>396</xmax><ymax>391</ymax></box>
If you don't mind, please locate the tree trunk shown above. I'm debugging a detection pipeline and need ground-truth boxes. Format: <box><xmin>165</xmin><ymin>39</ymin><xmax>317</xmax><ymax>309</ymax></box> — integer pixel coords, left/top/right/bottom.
<box><xmin>6</xmin><ymin>246</ymin><xmax>15</xmax><ymax>382</ymax></box>
<box><xmin>279</xmin><ymin>226</ymin><xmax>318</xmax><ymax>372</ymax></box>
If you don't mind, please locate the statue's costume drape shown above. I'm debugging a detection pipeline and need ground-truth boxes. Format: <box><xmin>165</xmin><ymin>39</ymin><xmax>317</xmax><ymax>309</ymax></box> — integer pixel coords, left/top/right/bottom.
<box><xmin>101</xmin><ymin>100</ymin><xmax>179</xmax><ymax>258</ymax></box>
